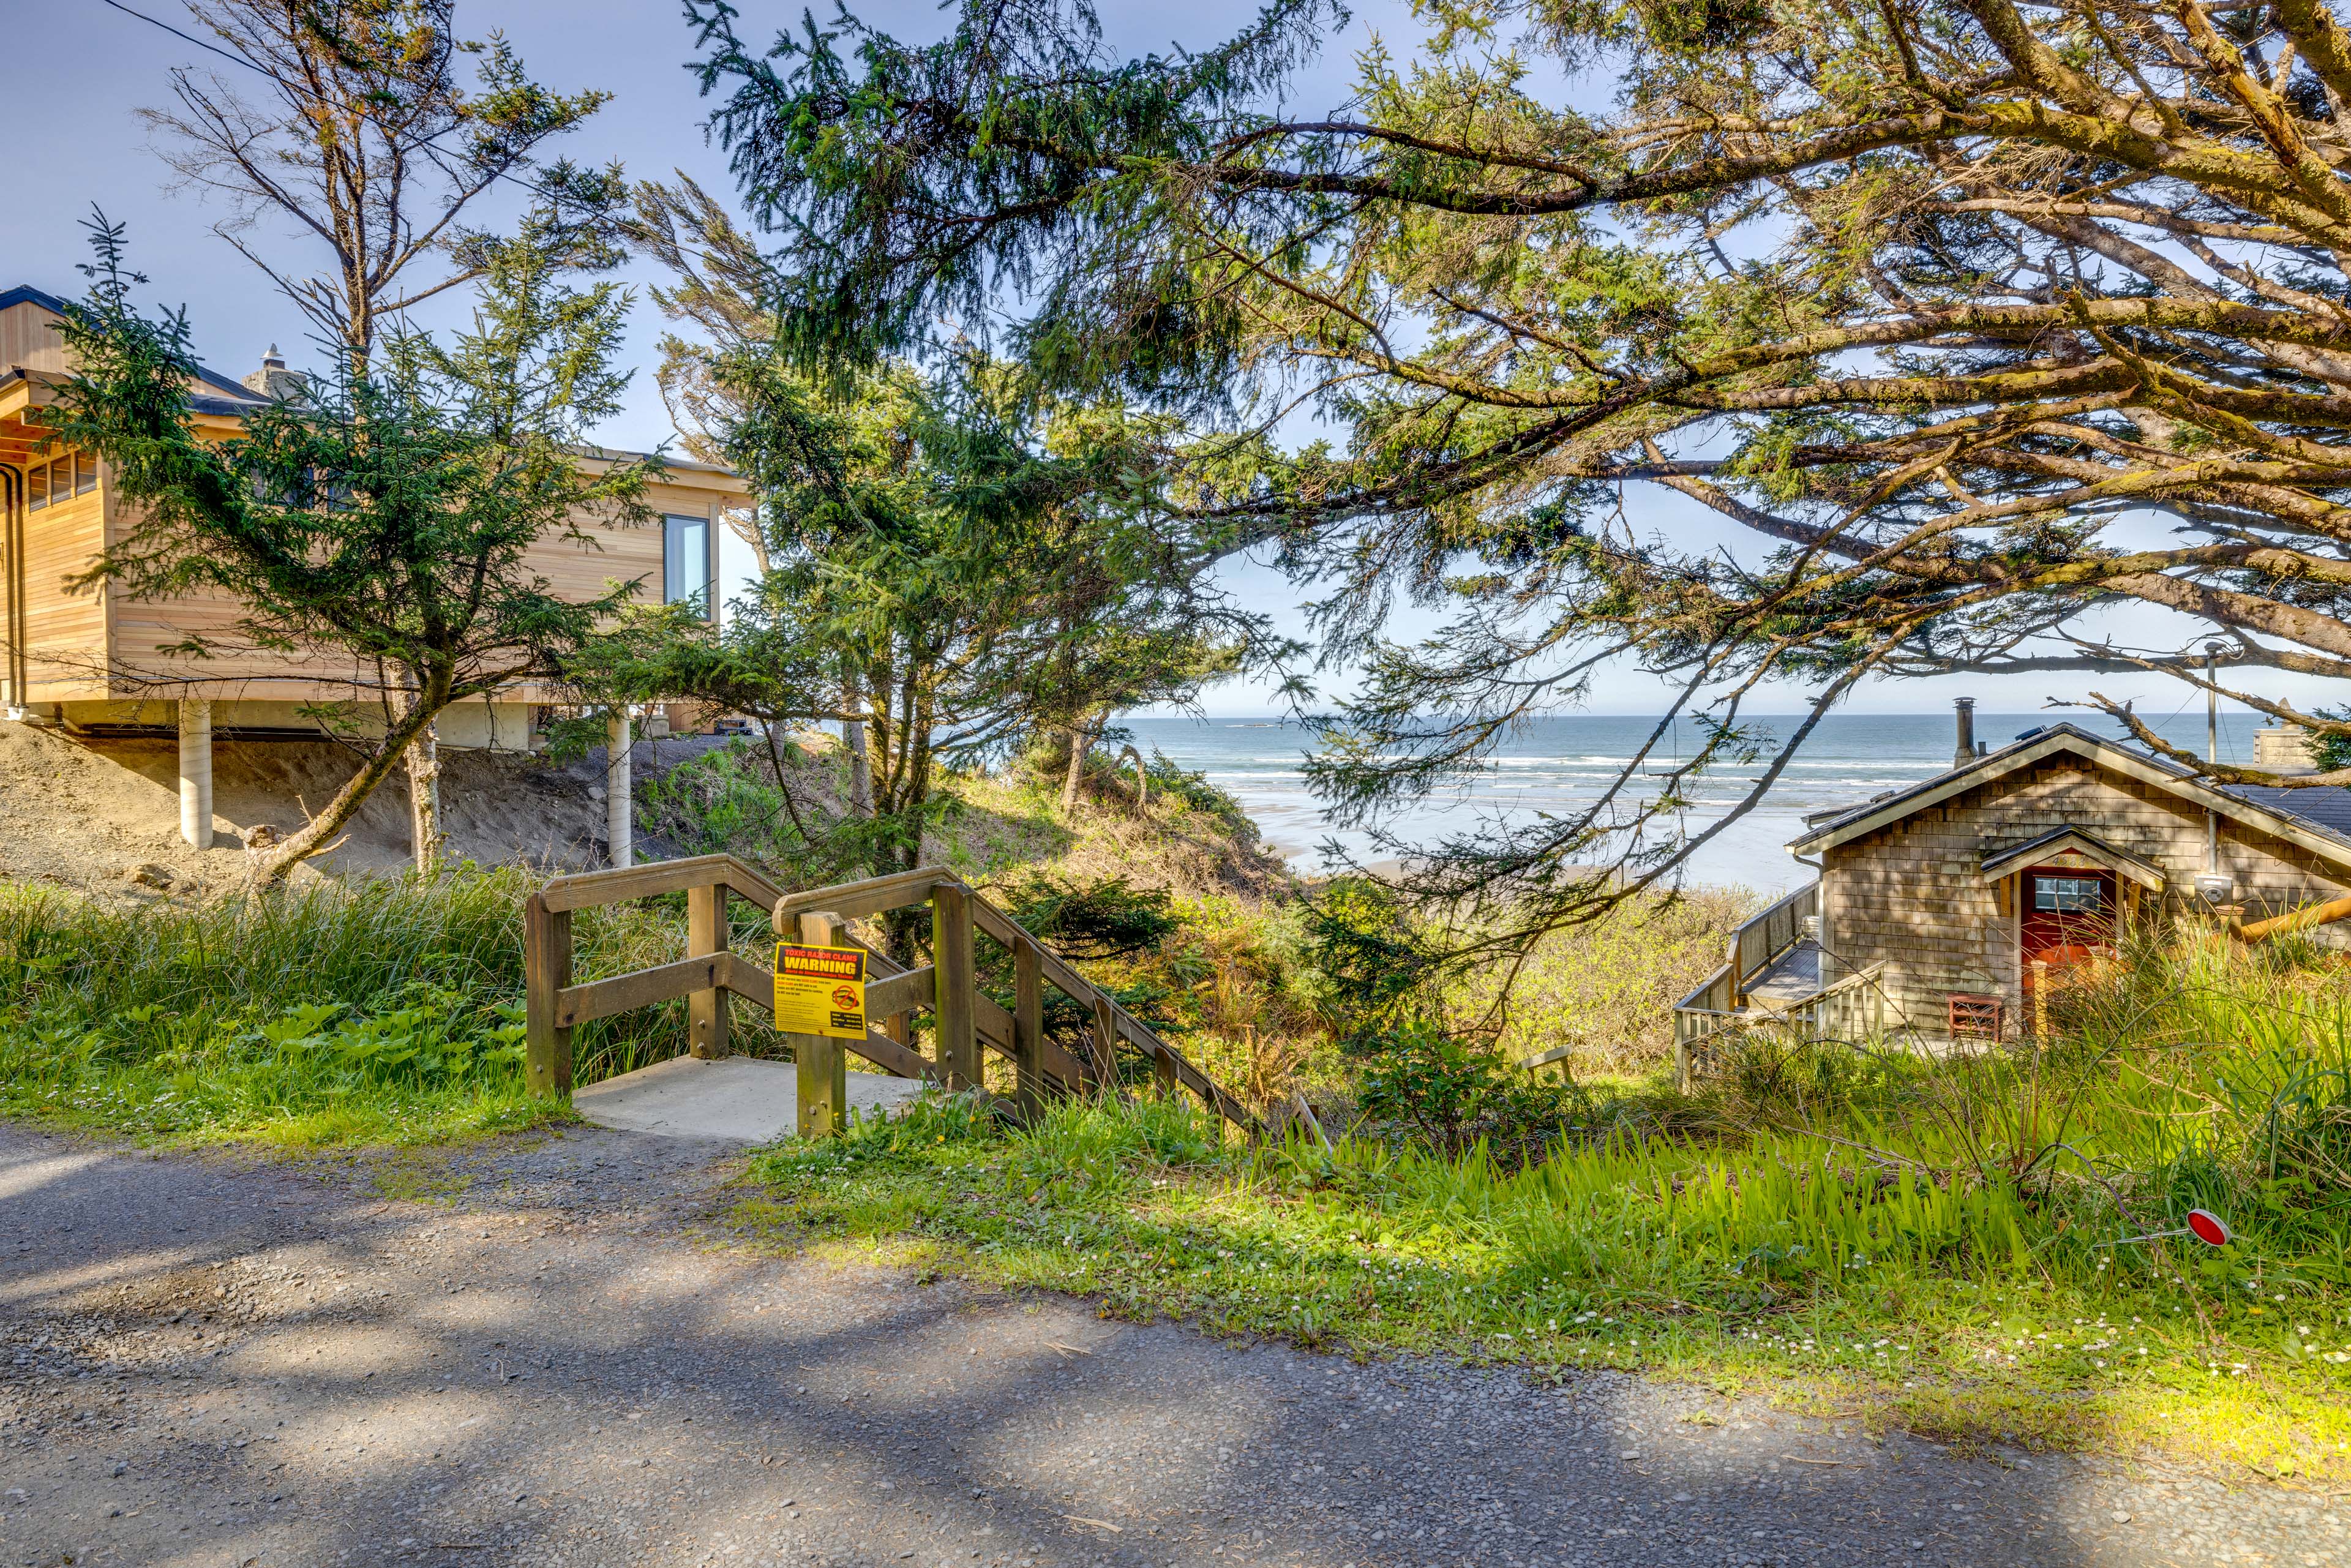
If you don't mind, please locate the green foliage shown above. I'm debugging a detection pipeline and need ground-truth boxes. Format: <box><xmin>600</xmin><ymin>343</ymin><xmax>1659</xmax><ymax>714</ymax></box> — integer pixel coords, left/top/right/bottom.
<box><xmin>1142</xmin><ymin>749</ymin><xmax>1258</xmax><ymax>843</ymax></box>
<box><xmin>977</xmin><ymin>872</ymin><xmax>1188</xmax><ymax>1064</ymax></box>
<box><xmin>1297</xmin><ymin>878</ymin><xmax>1569</xmax><ymax>1150</ymax></box>
<box><xmin>571</xmin><ymin>355</ymin><xmax>1253</xmax><ymax>879</ymax></box>
<box><xmin>997</xmin><ymin>872</ymin><xmax>1180</xmax><ymax>961</ymax></box>
<box><xmin>635</xmin><ymin>737</ymin><xmax>877</xmax><ymax>888</ymax></box>
<box><xmin>686</xmin><ymin>0</ymin><xmax>2351</xmax><ymax>953</ymax></box>
<box><xmin>0</xmin><ymin>875</ymin><xmax>551</xmax><ymax>1144</ymax></box>
<box><xmin>1463</xmin><ymin>888</ymin><xmax>1755</xmax><ymax>1074</ymax></box>
<box><xmin>2314</xmin><ymin>710</ymin><xmax>2351</xmax><ymax>775</ymax></box>
<box><xmin>0</xmin><ymin>868</ymin><xmax>784</xmax><ymax>1146</ymax></box>
<box><xmin>148</xmin><ymin>0</ymin><xmax>624</xmax><ymax>364</ymax></box>
<box><xmin>744</xmin><ymin>941</ymin><xmax>2351</xmax><ymax>1475</ymax></box>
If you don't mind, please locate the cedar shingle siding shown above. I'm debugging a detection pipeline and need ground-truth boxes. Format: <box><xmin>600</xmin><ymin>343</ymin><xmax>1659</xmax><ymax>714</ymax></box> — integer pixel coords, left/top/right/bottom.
<box><xmin>1821</xmin><ymin>752</ymin><xmax>2347</xmax><ymax>1030</ymax></box>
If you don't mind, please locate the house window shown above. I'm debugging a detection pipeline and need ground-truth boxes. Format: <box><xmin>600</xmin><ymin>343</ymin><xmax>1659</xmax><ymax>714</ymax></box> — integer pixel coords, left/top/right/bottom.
<box><xmin>2032</xmin><ymin>876</ymin><xmax>2104</xmax><ymax>912</ymax></box>
<box><xmin>75</xmin><ymin>452</ymin><xmax>97</xmax><ymax>495</ymax></box>
<box><xmin>26</xmin><ymin>461</ymin><xmax>47</xmax><ymax>511</ymax></box>
<box><xmin>662</xmin><ymin>513</ymin><xmax>711</xmax><ymax>617</ymax></box>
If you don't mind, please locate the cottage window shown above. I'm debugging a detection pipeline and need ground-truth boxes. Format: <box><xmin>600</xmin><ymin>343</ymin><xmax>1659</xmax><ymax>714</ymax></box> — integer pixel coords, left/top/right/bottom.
<box><xmin>662</xmin><ymin>512</ymin><xmax>711</xmax><ymax>617</ymax></box>
<box><xmin>2032</xmin><ymin>876</ymin><xmax>2104</xmax><ymax>912</ymax></box>
<box><xmin>75</xmin><ymin>452</ymin><xmax>97</xmax><ymax>495</ymax></box>
<box><xmin>26</xmin><ymin>461</ymin><xmax>48</xmax><ymax>511</ymax></box>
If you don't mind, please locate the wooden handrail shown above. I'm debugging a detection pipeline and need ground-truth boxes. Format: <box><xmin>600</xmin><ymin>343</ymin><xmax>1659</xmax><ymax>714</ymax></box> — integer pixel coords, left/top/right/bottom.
<box><xmin>523</xmin><ymin>857</ymin><xmax>1259</xmax><ymax>1136</ymax></box>
<box><xmin>555</xmin><ymin>953</ymin><xmax>726</xmax><ymax>1028</ymax></box>
<box><xmin>772</xmin><ymin>865</ymin><xmax>952</xmax><ymax>923</ymax></box>
<box><xmin>967</xmin><ymin>889</ymin><xmax>1257</xmax><ymax>1129</ymax></box>
<box><xmin>538</xmin><ymin>852</ymin><xmax>786</xmax><ymax>913</ymax></box>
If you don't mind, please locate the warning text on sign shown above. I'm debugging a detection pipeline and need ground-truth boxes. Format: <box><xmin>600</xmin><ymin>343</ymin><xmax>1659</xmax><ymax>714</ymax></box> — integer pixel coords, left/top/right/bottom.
<box><xmin>774</xmin><ymin>942</ymin><xmax>868</xmax><ymax>1040</ymax></box>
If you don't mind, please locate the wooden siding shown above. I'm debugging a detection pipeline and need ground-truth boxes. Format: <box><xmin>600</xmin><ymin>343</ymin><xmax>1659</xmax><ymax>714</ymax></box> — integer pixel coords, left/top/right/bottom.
<box><xmin>17</xmin><ymin>465</ymin><xmax>108</xmax><ymax>700</ymax></box>
<box><xmin>0</xmin><ymin>299</ymin><xmax>70</xmax><ymax>377</ymax></box>
<box><xmin>3</xmin><ymin>310</ymin><xmax>740</xmax><ymax>704</ymax></box>
<box><xmin>1822</xmin><ymin>752</ymin><xmax>2350</xmax><ymax>1030</ymax></box>
<box><xmin>91</xmin><ymin>471</ymin><xmax>720</xmax><ymax>702</ymax></box>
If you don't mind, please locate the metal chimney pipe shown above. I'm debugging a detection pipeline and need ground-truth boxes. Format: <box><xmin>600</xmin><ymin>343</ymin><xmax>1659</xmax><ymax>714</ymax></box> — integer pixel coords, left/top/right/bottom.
<box><xmin>1952</xmin><ymin>697</ymin><xmax>1977</xmax><ymax>769</ymax></box>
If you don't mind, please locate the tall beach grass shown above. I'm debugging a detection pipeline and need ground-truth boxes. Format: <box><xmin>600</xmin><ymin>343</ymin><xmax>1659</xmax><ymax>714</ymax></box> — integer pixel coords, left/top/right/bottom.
<box><xmin>0</xmin><ymin>867</ymin><xmax>795</xmax><ymax>1146</ymax></box>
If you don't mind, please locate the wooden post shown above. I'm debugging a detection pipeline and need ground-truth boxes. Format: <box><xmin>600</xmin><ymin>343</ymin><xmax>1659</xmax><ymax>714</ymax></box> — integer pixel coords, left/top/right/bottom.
<box><xmin>789</xmin><ymin>909</ymin><xmax>849</xmax><ymax>1138</ymax></box>
<box><xmin>931</xmin><ymin>883</ymin><xmax>980</xmax><ymax>1090</ymax></box>
<box><xmin>686</xmin><ymin>879</ymin><xmax>730</xmax><ymax>1060</ymax></box>
<box><xmin>2031</xmin><ymin>959</ymin><xmax>2049</xmax><ymax>1044</ymax></box>
<box><xmin>1013</xmin><ymin>936</ymin><xmax>1045</xmax><ymax>1116</ymax></box>
<box><xmin>1090</xmin><ymin>994</ymin><xmax>1118</xmax><ymax>1091</ymax></box>
<box><xmin>1152</xmin><ymin>1045</ymin><xmax>1177</xmax><ymax>1099</ymax></box>
<box><xmin>523</xmin><ymin>892</ymin><xmax>573</xmax><ymax>1097</ymax></box>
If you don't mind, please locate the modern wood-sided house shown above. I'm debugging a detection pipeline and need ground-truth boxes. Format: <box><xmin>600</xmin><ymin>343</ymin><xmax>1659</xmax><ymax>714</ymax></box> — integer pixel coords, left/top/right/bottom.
<box><xmin>0</xmin><ymin>283</ymin><xmax>746</xmax><ymax>843</ymax></box>
<box><xmin>1675</xmin><ymin>700</ymin><xmax>2351</xmax><ymax>1063</ymax></box>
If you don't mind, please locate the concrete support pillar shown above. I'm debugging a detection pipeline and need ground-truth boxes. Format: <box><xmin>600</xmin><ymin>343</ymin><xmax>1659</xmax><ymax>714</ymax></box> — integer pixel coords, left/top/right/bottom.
<box><xmin>178</xmin><ymin>699</ymin><xmax>213</xmax><ymax>850</ymax></box>
<box><xmin>606</xmin><ymin>708</ymin><xmax>632</xmax><ymax>869</ymax></box>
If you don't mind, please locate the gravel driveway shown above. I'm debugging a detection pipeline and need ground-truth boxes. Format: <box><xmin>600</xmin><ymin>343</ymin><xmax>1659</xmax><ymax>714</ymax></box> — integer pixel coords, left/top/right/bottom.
<box><xmin>0</xmin><ymin>1120</ymin><xmax>2337</xmax><ymax>1567</ymax></box>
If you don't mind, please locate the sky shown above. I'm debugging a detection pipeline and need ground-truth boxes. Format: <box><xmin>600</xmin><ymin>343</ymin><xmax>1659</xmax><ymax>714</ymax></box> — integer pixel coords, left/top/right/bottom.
<box><xmin>4</xmin><ymin>0</ymin><xmax>2330</xmax><ymax>727</ymax></box>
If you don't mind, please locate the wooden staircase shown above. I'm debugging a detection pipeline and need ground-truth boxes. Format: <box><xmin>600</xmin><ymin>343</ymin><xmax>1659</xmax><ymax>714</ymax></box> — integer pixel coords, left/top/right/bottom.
<box><xmin>522</xmin><ymin>855</ymin><xmax>1258</xmax><ymax>1135</ymax></box>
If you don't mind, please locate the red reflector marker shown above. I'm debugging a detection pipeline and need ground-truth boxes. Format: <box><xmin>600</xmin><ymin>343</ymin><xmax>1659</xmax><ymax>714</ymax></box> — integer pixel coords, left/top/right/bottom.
<box><xmin>2186</xmin><ymin>1209</ymin><xmax>2233</xmax><ymax>1248</ymax></box>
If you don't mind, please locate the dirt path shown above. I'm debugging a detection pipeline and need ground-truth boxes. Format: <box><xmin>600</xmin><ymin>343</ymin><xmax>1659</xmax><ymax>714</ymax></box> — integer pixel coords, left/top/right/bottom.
<box><xmin>0</xmin><ymin>1120</ymin><xmax>2335</xmax><ymax>1568</ymax></box>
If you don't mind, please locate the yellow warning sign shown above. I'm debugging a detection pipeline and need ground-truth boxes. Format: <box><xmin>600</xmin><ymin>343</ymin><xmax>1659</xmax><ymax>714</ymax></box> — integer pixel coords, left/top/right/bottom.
<box><xmin>774</xmin><ymin>942</ymin><xmax>868</xmax><ymax>1040</ymax></box>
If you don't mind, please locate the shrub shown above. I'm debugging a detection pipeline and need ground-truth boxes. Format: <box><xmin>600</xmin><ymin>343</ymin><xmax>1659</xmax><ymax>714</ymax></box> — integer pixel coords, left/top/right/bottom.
<box><xmin>1143</xmin><ymin>749</ymin><xmax>1258</xmax><ymax>843</ymax></box>
<box><xmin>978</xmin><ymin>871</ymin><xmax>1188</xmax><ymax>1074</ymax></box>
<box><xmin>1297</xmin><ymin>877</ymin><xmax>1574</xmax><ymax>1150</ymax></box>
<box><xmin>636</xmin><ymin>737</ymin><xmax>879</xmax><ymax>887</ymax></box>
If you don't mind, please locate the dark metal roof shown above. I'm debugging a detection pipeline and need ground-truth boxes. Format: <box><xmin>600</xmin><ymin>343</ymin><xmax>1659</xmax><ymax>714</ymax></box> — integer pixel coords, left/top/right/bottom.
<box><xmin>2222</xmin><ymin>782</ymin><xmax>2351</xmax><ymax>842</ymax></box>
<box><xmin>0</xmin><ymin>284</ymin><xmax>72</xmax><ymax>315</ymax></box>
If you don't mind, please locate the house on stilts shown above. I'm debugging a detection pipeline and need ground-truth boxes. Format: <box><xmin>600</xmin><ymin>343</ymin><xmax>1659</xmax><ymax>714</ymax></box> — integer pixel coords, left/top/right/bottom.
<box><xmin>0</xmin><ymin>283</ymin><xmax>746</xmax><ymax>860</ymax></box>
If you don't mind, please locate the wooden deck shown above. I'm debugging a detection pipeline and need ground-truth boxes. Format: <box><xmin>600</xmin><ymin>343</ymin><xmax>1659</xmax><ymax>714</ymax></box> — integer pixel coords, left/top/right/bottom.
<box><xmin>1741</xmin><ymin>939</ymin><xmax>1823</xmax><ymax>1011</ymax></box>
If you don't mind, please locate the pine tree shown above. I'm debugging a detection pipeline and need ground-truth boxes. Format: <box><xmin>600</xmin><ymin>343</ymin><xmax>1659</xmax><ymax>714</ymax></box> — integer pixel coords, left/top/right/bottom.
<box><xmin>50</xmin><ymin>214</ymin><xmax>654</xmax><ymax>882</ymax></box>
<box><xmin>684</xmin><ymin>0</ymin><xmax>2351</xmax><ymax>939</ymax></box>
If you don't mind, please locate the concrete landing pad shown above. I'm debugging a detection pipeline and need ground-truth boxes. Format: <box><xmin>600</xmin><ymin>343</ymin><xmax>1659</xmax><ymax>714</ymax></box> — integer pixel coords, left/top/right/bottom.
<box><xmin>571</xmin><ymin>1054</ymin><xmax>927</xmax><ymax>1143</ymax></box>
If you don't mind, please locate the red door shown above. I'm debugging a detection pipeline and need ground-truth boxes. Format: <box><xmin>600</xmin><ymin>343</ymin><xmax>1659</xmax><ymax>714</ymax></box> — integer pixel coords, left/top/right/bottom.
<box><xmin>2021</xmin><ymin>866</ymin><xmax>2117</xmax><ymax>987</ymax></box>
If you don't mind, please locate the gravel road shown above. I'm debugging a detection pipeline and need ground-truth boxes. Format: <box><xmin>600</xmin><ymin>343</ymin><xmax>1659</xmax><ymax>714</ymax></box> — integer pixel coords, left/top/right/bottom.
<box><xmin>1</xmin><ymin>1119</ymin><xmax>2338</xmax><ymax>1567</ymax></box>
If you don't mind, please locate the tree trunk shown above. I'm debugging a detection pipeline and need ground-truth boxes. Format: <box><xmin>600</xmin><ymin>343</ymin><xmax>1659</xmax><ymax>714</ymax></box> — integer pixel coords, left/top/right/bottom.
<box><xmin>407</xmin><ymin>718</ymin><xmax>443</xmax><ymax>874</ymax></box>
<box><xmin>1061</xmin><ymin>714</ymin><xmax>1095</xmax><ymax>813</ymax></box>
<box><xmin>250</xmin><ymin>700</ymin><xmax>443</xmax><ymax>883</ymax></box>
<box><xmin>843</xmin><ymin>664</ymin><xmax>873</xmax><ymax>817</ymax></box>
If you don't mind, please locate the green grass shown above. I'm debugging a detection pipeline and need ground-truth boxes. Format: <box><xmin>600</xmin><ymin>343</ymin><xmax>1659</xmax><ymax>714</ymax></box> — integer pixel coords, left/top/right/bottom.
<box><xmin>0</xmin><ymin>867</ymin><xmax>793</xmax><ymax>1148</ymax></box>
<box><xmin>737</xmin><ymin>934</ymin><xmax>2351</xmax><ymax>1478</ymax></box>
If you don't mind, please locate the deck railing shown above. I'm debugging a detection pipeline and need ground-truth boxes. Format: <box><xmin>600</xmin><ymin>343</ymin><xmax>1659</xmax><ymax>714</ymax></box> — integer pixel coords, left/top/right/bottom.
<box><xmin>1669</xmin><ymin>881</ymin><xmax>1821</xmax><ymax>1087</ymax></box>
<box><xmin>1670</xmin><ymin>958</ymin><xmax>1889</xmax><ymax>1089</ymax></box>
<box><xmin>522</xmin><ymin>855</ymin><xmax>1258</xmax><ymax>1136</ymax></box>
<box><xmin>1728</xmin><ymin>881</ymin><xmax>1820</xmax><ymax>1003</ymax></box>
<box><xmin>1793</xmin><ymin>962</ymin><xmax>1889</xmax><ymax>1042</ymax></box>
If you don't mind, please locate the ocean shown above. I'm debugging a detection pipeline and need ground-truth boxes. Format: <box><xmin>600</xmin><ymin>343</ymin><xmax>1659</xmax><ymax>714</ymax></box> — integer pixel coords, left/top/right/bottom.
<box><xmin>1119</xmin><ymin>710</ymin><xmax>2272</xmax><ymax>893</ymax></box>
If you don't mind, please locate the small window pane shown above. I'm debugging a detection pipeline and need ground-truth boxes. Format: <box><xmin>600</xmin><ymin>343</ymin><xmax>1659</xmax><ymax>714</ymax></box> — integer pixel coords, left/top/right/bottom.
<box><xmin>75</xmin><ymin>452</ymin><xmax>97</xmax><ymax>495</ymax></box>
<box><xmin>663</xmin><ymin>514</ymin><xmax>710</xmax><ymax>615</ymax></box>
<box><xmin>27</xmin><ymin>462</ymin><xmax>47</xmax><ymax>511</ymax></box>
<box><xmin>2033</xmin><ymin>876</ymin><xmax>2104</xmax><ymax>912</ymax></box>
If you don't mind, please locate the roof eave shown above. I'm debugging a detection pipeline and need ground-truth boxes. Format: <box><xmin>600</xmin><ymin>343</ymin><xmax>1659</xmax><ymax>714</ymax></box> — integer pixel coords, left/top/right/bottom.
<box><xmin>1789</xmin><ymin>726</ymin><xmax>2351</xmax><ymax>875</ymax></box>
